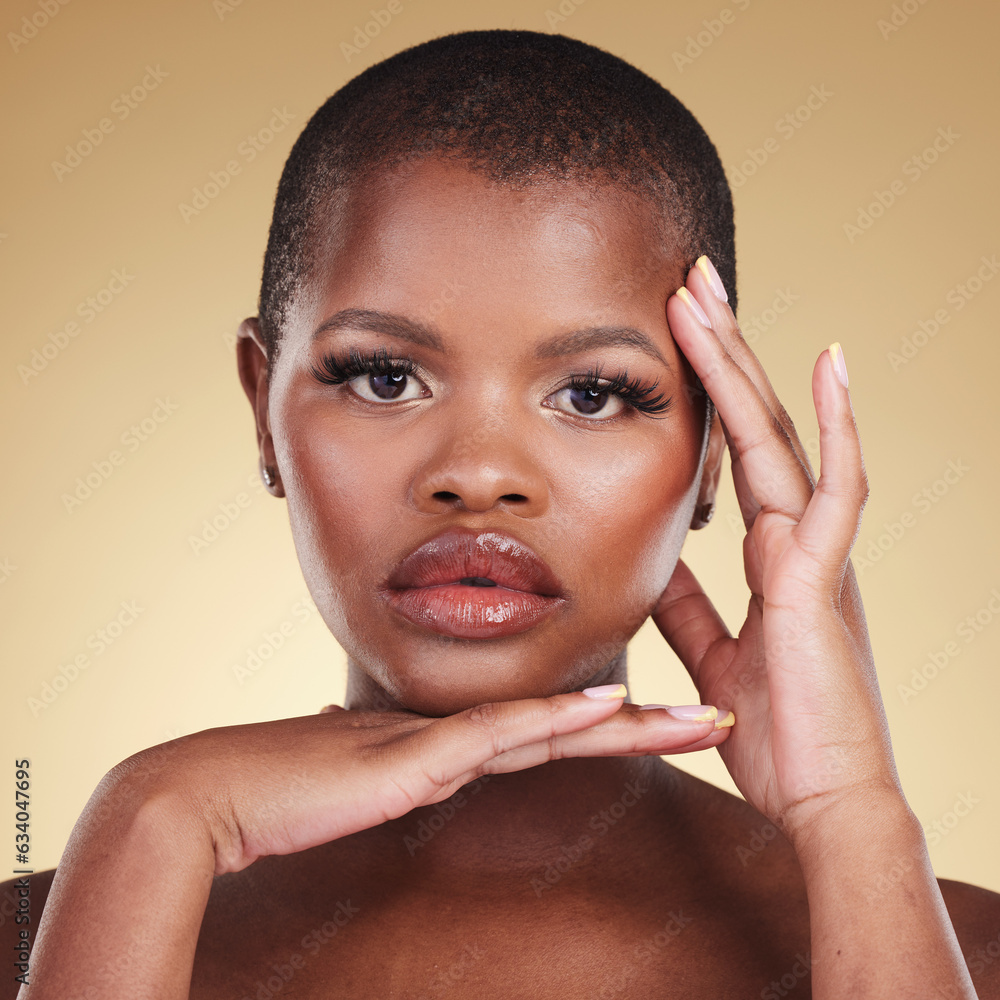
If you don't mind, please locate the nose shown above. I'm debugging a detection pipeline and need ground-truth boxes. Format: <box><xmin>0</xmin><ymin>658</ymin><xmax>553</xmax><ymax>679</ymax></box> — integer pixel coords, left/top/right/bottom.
<box><xmin>409</xmin><ymin>415</ymin><xmax>551</xmax><ymax>517</ymax></box>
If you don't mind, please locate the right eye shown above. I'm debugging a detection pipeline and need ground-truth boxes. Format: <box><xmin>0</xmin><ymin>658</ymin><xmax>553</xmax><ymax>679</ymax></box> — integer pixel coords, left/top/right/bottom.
<box><xmin>310</xmin><ymin>347</ymin><xmax>430</xmax><ymax>404</ymax></box>
<box><xmin>347</xmin><ymin>370</ymin><xmax>427</xmax><ymax>403</ymax></box>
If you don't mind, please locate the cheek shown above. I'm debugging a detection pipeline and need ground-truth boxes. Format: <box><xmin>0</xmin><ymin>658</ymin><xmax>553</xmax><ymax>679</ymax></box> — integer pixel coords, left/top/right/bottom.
<box><xmin>272</xmin><ymin>402</ymin><xmax>401</xmax><ymax>612</ymax></box>
<box><xmin>558</xmin><ymin>431</ymin><xmax>701</xmax><ymax>613</ymax></box>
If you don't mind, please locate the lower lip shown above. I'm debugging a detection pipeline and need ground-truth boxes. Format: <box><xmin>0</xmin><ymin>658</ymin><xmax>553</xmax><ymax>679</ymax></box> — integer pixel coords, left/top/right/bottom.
<box><xmin>381</xmin><ymin>583</ymin><xmax>565</xmax><ymax>639</ymax></box>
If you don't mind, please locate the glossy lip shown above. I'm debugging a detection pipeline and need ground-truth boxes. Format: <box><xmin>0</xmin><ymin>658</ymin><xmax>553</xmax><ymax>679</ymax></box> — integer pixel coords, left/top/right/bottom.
<box><xmin>379</xmin><ymin>526</ymin><xmax>568</xmax><ymax>639</ymax></box>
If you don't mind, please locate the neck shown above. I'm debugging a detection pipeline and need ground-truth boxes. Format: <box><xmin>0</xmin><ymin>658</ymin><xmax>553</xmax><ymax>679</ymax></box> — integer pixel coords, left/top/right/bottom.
<box><xmin>335</xmin><ymin>653</ymin><xmax>684</xmax><ymax>883</ymax></box>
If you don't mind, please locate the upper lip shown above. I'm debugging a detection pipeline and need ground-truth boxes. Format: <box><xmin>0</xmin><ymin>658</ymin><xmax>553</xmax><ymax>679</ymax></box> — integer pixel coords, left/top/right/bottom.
<box><xmin>383</xmin><ymin>526</ymin><xmax>566</xmax><ymax>598</ymax></box>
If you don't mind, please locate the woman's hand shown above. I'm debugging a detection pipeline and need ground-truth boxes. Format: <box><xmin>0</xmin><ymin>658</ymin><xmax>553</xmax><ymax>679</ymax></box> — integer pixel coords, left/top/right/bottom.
<box><xmin>100</xmin><ymin>687</ymin><xmax>730</xmax><ymax>876</ymax></box>
<box><xmin>653</xmin><ymin>255</ymin><xmax>900</xmax><ymax>843</ymax></box>
<box><xmin>23</xmin><ymin>688</ymin><xmax>729</xmax><ymax>998</ymax></box>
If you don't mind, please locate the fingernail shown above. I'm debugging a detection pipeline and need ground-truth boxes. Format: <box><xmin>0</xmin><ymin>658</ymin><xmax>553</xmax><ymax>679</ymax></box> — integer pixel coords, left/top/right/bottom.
<box><xmin>828</xmin><ymin>342</ymin><xmax>849</xmax><ymax>389</ymax></box>
<box><xmin>638</xmin><ymin>703</ymin><xmax>671</xmax><ymax>711</ymax></box>
<box><xmin>714</xmin><ymin>709</ymin><xmax>736</xmax><ymax>729</ymax></box>
<box><xmin>676</xmin><ymin>287</ymin><xmax>711</xmax><ymax>328</ymax></box>
<box><xmin>582</xmin><ymin>683</ymin><xmax>628</xmax><ymax>700</ymax></box>
<box><xmin>666</xmin><ymin>704</ymin><xmax>719</xmax><ymax>722</ymax></box>
<box><xmin>695</xmin><ymin>255</ymin><xmax>728</xmax><ymax>302</ymax></box>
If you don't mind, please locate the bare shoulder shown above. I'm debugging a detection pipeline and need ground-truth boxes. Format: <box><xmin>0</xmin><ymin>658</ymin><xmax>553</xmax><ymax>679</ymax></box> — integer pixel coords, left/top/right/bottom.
<box><xmin>937</xmin><ymin>877</ymin><xmax>1000</xmax><ymax>998</ymax></box>
<box><xmin>0</xmin><ymin>869</ymin><xmax>57</xmax><ymax>1000</ymax></box>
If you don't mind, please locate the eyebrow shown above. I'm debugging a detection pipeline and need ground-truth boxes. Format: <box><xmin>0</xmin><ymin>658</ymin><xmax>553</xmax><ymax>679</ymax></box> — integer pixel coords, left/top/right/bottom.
<box><xmin>311</xmin><ymin>308</ymin><xmax>671</xmax><ymax>370</ymax></box>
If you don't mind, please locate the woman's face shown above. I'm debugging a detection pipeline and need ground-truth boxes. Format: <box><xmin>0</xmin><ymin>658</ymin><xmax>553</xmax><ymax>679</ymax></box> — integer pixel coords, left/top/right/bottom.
<box><xmin>247</xmin><ymin>156</ymin><xmax>720</xmax><ymax>715</ymax></box>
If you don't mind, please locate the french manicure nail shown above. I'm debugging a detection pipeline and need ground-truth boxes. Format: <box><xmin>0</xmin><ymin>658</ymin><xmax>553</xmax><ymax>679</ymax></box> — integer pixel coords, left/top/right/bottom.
<box><xmin>666</xmin><ymin>704</ymin><xmax>719</xmax><ymax>722</ymax></box>
<box><xmin>582</xmin><ymin>683</ymin><xmax>628</xmax><ymax>700</ymax></box>
<box><xmin>676</xmin><ymin>287</ymin><xmax>711</xmax><ymax>328</ymax></box>
<box><xmin>695</xmin><ymin>255</ymin><xmax>728</xmax><ymax>302</ymax></box>
<box><xmin>714</xmin><ymin>709</ymin><xmax>736</xmax><ymax>729</ymax></box>
<box><xmin>828</xmin><ymin>342</ymin><xmax>849</xmax><ymax>389</ymax></box>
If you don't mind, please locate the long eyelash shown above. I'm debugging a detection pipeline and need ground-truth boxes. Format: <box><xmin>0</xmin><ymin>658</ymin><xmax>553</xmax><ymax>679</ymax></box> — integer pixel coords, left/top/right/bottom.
<box><xmin>310</xmin><ymin>350</ymin><xmax>672</xmax><ymax>419</ymax></box>
<box><xmin>566</xmin><ymin>365</ymin><xmax>673</xmax><ymax>417</ymax></box>
<box><xmin>310</xmin><ymin>346</ymin><xmax>419</xmax><ymax>386</ymax></box>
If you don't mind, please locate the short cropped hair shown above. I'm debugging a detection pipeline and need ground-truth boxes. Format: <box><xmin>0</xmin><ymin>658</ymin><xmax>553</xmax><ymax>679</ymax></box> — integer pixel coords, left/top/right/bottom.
<box><xmin>258</xmin><ymin>29</ymin><xmax>736</xmax><ymax>358</ymax></box>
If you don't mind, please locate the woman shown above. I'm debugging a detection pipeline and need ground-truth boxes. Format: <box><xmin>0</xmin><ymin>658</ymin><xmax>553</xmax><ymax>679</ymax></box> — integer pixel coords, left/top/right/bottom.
<box><xmin>9</xmin><ymin>29</ymin><xmax>999</xmax><ymax>999</ymax></box>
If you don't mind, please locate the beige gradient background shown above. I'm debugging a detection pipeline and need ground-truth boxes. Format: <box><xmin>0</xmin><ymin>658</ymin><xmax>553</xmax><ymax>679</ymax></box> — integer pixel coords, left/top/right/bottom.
<box><xmin>2</xmin><ymin>0</ymin><xmax>998</xmax><ymax>894</ymax></box>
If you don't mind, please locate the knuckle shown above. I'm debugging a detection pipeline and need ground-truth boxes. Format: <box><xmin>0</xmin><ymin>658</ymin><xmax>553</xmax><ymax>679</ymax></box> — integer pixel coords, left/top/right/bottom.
<box><xmin>465</xmin><ymin>700</ymin><xmax>503</xmax><ymax>729</ymax></box>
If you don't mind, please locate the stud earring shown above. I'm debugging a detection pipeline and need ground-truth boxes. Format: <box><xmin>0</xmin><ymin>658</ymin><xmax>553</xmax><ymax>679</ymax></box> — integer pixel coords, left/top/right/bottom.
<box><xmin>261</xmin><ymin>465</ymin><xmax>277</xmax><ymax>489</ymax></box>
<box><xmin>691</xmin><ymin>502</ymin><xmax>715</xmax><ymax>529</ymax></box>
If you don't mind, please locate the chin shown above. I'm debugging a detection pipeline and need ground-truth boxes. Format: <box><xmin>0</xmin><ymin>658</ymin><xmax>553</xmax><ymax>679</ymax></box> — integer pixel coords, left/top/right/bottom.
<box><xmin>345</xmin><ymin>624</ymin><xmax>634</xmax><ymax>718</ymax></box>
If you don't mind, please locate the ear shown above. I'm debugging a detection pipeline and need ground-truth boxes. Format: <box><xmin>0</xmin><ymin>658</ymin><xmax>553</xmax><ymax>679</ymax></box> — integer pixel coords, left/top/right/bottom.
<box><xmin>236</xmin><ymin>317</ymin><xmax>285</xmax><ymax>498</ymax></box>
<box><xmin>690</xmin><ymin>405</ymin><xmax>724</xmax><ymax>530</ymax></box>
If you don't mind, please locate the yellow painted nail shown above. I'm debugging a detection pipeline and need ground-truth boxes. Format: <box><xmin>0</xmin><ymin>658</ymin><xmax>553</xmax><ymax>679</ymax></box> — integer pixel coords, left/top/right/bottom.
<box><xmin>828</xmin><ymin>342</ymin><xmax>849</xmax><ymax>389</ymax></box>
<box><xmin>695</xmin><ymin>254</ymin><xmax>728</xmax><ymax>302</ymax></box>
<box><xmin>714</xmin><ymin>710</ymin><xmax>736</xmax><ymax>730</ymax></box>
<box><xmin>676</xmin><ymin>286</ymin><xmax>711</xmax><ymax>327</ymax></box>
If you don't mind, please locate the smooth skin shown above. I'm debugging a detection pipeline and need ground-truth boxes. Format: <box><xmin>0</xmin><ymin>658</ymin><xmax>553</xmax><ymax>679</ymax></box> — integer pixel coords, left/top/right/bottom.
<box><xmin>7</xmin><ymin>158</ymin><xmax>1000</xmax><ymax>999</ymax></box>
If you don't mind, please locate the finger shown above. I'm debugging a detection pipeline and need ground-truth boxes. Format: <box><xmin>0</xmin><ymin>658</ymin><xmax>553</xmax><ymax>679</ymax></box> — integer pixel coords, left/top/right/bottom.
<box><xmin>408</xmin><ymin>687</ymin><xmax>632</xmax><ymax>795</ymax></box>
<box><xmin>794</xmin><ymin>343</ymin><xmax>869</xmax><ymax>573</ymax></box>
<box><xmin>649</xmin><ymin>725</ymin><xmax>733</xmax><ymax>756</ymax></box>
<box><xmin>650</xmin><ymin>558</ymin><xmax>735</xmax><ymax>694</ymax></box>
<box><xmin>721</xmin><ymin>417</ymin><xmax>763</xmax><ymax>531</ymax></box>
<box><xmin>319</xmin><ymin>704</ymin><xmax>345</xmax><ymax>713</ymax></box>
<box><xmin>667</xmin><ymin>274</ymin><xmax>814</xmax><ymax>521</ymax></box>
<box><xmin>685</xmin><ymin>257</ymin><xmax>817</xmax><ymax>485</ymax></box>
<box><xmin>481</xmin><ymin>708</ymin><xmax>726</xmax><ymax>772</ymax></box>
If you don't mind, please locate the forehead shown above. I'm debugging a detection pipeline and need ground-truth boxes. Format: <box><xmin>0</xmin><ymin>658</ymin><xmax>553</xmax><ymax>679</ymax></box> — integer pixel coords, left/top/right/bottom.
<box><xmin>294</xmin><ymin>156</ymin><xmax>686</xmax><ymax>349</ymax></box>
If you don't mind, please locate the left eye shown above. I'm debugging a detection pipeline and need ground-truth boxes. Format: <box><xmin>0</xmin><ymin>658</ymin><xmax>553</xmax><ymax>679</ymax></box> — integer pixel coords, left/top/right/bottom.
<box><xmin>549</xmin><ymin>384</ymin><xmax>626</xmax><ymax>420</ymax></box>
<box><xmin>348</xmin><ymin>371</ymin><xmax>425</xmax><ymax>403</ymax></box>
